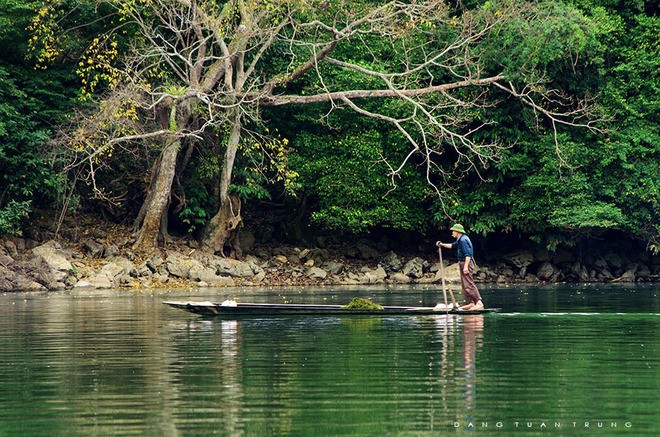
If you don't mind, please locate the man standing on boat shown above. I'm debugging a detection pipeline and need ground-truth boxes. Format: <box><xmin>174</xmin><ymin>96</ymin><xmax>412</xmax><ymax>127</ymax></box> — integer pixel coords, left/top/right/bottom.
<box><xmin>436</xmin><ymin>224</ymin><xmax>484</xmax><ymax>310</ymax></box>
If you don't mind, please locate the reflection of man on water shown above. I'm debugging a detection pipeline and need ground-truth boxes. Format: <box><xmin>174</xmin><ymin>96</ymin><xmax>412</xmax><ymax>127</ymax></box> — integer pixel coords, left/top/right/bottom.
<box><xmin>434</xmin><ymin>314</ymin><xmax>484</xmax><ymax>428</ymax></box>
<box><xmin>462</xmin><ymin>315</ymin><xmax>484</xmax><ymax>412</ymax></box>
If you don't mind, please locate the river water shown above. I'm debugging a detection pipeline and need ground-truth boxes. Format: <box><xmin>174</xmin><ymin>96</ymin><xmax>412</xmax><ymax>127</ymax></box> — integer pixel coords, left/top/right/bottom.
<box><xmin>0</xmin><ymin>284</ymin><xmax>658</xmax><ymax>436</ymax></box>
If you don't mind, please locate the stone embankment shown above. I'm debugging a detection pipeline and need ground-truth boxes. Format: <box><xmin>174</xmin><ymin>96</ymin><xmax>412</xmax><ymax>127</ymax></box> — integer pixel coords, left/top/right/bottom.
<box><xmin>488</xmin><ymin>248</ymin><xmax>660</xmax><ymax>284</ymax></box>
<box><xmin>1</xmin><ymin>236</ymin><xmax>658</xmax><ymax>292</ymax></box>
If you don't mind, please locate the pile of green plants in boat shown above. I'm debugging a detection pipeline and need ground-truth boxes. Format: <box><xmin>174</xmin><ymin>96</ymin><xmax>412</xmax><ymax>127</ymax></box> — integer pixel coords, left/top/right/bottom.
<box><xmin>342</xmin><ymin>298</ymin><xmax>383</xmax><ymax>310</ymax></box>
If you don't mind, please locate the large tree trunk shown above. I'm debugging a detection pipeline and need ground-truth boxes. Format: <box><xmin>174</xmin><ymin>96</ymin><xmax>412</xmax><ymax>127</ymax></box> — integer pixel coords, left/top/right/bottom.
<box><xmin>201</xmin><ymin>114</ymin><xmax>243</xmax><ymax>257</ymax></box>
<box><xmin>202</xmin><ymin>193</ymin><xmax>243</xmax><ymax>258</ymax></box>
<box><xmin>132</xmin><ymin>135</ymin><xmax>181</xmax><ymax>251</ymax></box>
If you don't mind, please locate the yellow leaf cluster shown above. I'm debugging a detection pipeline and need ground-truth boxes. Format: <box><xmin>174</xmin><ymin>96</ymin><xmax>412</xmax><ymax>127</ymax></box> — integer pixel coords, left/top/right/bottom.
<box><xmin>76</xmin><ymin>33</ymin><xmax>121</xmax><ymax>97</ymax></box>
<box><xmin>115</xmin><ymin>0</ymin><xmax>155</xmax><ymax>19</ymax></box>
<box><xmin>70</xmin><ymin>95</ymin><xmax>138</xmax><ymax>158</ymax></box>
<box><xmin>241</xmin><ymin>132</ymin><xmax>298</xmax><ymax>195</ymax></box>
<box><xmin>113</xmin><ymin>99</ymin><xmax>139</xmax><ymax>121</ymax></box>
<box><xmin>27</xmin><ymin>2</ymin><xmax>62</xmax><ymax>69</ymax></box>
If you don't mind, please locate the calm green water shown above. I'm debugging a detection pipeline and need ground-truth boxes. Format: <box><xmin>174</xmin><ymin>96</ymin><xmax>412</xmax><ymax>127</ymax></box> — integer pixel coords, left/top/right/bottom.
<box><xmin>0</xmin><ymin>285</ymin><xmax>658</xmax><ymax>436</ymax></box>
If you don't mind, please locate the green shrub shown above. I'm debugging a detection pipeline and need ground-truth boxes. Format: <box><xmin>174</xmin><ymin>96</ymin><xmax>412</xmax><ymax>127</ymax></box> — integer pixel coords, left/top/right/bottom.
<box><xmin>0</xmin><ymin>200</ymin><xmax>31</xmax><ymax>235</ymax></box>
<box><xmin>342</xmin><ymin>298</ymin><xmax>384</xmax><ymax>310</ymax></box>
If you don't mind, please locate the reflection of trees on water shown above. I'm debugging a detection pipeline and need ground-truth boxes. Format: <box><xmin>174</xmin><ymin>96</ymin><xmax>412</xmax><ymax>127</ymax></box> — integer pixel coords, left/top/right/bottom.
<box><xmin>3</xmin><ymin>290</ymin><xmax>657</xmax><ymax>434</ymax></box>
<box><xmin>165</xmin><ymin>318</ymin><xmax>247</xmax><ymax>434</ymax></box>
<box><xmin>1</xmin><ymin>293</ymin><xmax>486</xmax><ymax>435</ymax></box>
<box><xmin>0</xmin><ymin>293</ymin><xmax>188</xmax><ymax>435</ymax></box>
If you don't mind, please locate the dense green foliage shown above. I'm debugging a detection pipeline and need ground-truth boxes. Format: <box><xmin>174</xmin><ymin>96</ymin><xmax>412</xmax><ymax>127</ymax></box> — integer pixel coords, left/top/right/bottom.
<box><xmin>0</xmin><ymin>0</ymin><xmax>79</xmax><ymax>233</ymax></box>
<box><xmin>282</xmin><ymin>108</ymin><xmax>432</xmax><ymax>234</ymax></box>
<box><xmin>0</xmin><ymin>0</ymin><xmax>658</xmax><ymax>252</ymax></box>
<box><xmin>281</xmin><ymin>0</ymin><xmax>660</xmax><ymax>250</ymax></box>
<box><xmin>449</xmin><ymin>0</ymin><xmax>660</xmax><ymax>250</ymax></box>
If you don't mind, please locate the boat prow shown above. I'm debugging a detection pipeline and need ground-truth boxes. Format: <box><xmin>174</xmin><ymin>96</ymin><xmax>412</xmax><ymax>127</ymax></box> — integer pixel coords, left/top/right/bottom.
<box><xmin>163</xmin><ymin>301</ymin><xmax>500</xmax><ymax>317</ymax></box>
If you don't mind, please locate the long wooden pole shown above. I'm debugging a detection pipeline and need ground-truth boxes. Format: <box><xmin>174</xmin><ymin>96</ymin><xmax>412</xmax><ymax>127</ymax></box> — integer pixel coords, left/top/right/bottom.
<box><xmin>438</xmin><ymin>248</ymin><xmax>449</xmax><ymax>312</ymax></box>
<box><xmin>447</xmin><ymin>283</ymin><xmax>458</xmax><ymax>309</ymax></box>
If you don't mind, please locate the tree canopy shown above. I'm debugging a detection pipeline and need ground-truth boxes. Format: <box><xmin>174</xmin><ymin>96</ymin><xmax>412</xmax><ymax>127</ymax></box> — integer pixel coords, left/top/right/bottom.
<box><xmin>1</xmin><ymin>0</ymin><xmax>658</xmax><ymax>254</ymax></box>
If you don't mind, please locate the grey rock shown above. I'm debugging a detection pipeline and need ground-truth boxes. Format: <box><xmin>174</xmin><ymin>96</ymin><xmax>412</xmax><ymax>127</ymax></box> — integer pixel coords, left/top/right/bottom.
<box><xmin>75</xmin><ymin>274</ymin><xmax>113</xmax><ymax>289</ymax></box>
<box><xmin>76</xmin><ymin>257</ymin><xmax>137</xmax><ymax>289</ymax></box>
<box><xmin>356</xmin><ymin>242</ymin><xmax>379</xmax><ymax>260</ymax></box>
<box><xmin>31</xmin><ymin>240</ymin><xmax>73</xmax><ymax>283</ymax></box>
<box><xmin>340</xmin><ymin>276</ymin><xmax>361</xmax><ymax>285</ymax></box>
<box><xmin>571</xmin><ymin>261</ymin><xmax>589</xmax><ymax>282</ymax></box>
<box><xmin>474</xmin><ymin>266</ymin><xmax>496</xmax><ymax>281</ymax></box>
<box><xmin>273</xmin><ymin>255</ymin><xmax>288</xmax><ymax>264</ymax></box>
<box><xmin>166</xmin><ymin>252</ymin><xmax>203</xmax><ymax>279</ymax></box>
<box><xmin>536</xmin><ymin>262</ymin><xmax>557</xmax><ymax>281</ymax></box>
<box><xmin>0</xmin><ymin>264</ymin><xmax>47</xmax><ymax>291</ymax></box>
<box><xmin>501</xmin><ymin>268</ymin><xmax>515</xmax><ymax>278</ymax></box>
<box><xmin>382</xmin><ymin>251</ymin><xmax>403</xmax><ymax>272</ymax></box>
<box><xmin>616</xmin><ymin>265</ymin><xmax>637</xmax><ymax>282</ymax></box>
<box><xmin>523</xmin><ymin>274</ymin><xmax>540</xmax><ymax>283</ymax></box>
<box><xmin>166</xmin><ymin>261</ymin><xmax>189</xmax><ymax>279</ymax></box>
<box><xmin>598</xmin><ymin>269</ymin><xmax>614</xmax><ymax>281</ymax></box>
<box><xmin>402</xmin><ymin>257</ymin><xmax>425</xmax><ymax>279</ymax></box>
<box><xmin>153</xmin><ymin>273</ymin><xmax>169</xmax><ymax>284</ymax></box>
<box><xmin>436</xmin><ymin>262</ymin><xmax>462</xmax><ymax>283</ymax></box>
<box><xmin>360</xmin><ymin>266</ymin><xmax>387</xmax><ymax>284</ymax></box>
<box><xmin>252</xmin><ymin>270</ymin><xmax>266</xmax><ymax>283</ymax></box>
<box><xmin>306</xmin><ymin>267</ymin><xmax>328</xmax><ymax>280</ymax></box>
<box><xmin>505</xmin><ymin>250</ymin><xmax>534</xmax><ymax>269</ymax></box>
<box><xmin>103</xmin><ymin>257</ymin><xmax>138</xmax><ymax>278</ymax></box>
<box><xmin>217</xmin><ymin>258</ymin><xmax>258</xmax><ymax>278</ymax></box>
<box><xmin>189</xmin><ymin>266</ymin><xmax>235</xmax><ymax>286</ymax></box>
<box><xmin>189</xmin><ymin>266</ymin><xmax>220</xmax><ymax>282</ymax></box>
<box><xmin>194</xmin><ymin>253</ymin><xmax>258</xmax><ymax>278</ymax></box>
<box><xmin>305</xmin><ymin>248</ymin><xmax>331</xmax><ymax>265</ymax></box>
<box><xmin>103</xmin><ymin>244</ymin><xmax>120</xmax><ymax>258</ymax></box>
<box><xmin>116</xmin><ymin>274</ymin><xmax>133</xmax><ymax>286</ymax></box>
<box><xmin>147</xmin><ymin>256</ymin><xmax>164</xmax><ymax>272</ymax></box>
<box><xmin>137</xmin><ymin>264</ymin><xmax>152</xmax><ymax>277</ymax></box>
<box><xmin>83</xmin><ymin>239</ymin><xmax>105</xmax><ymax>259</ymax></box>
<box><xmin>208</xmin><ymin>276</ymin><xmax>235</xmax><ymax>287</ymax></box>
<box><xmin>636</xmin><ymin>263</ymin><xmax>651</xmax><ymax>279</ymax></box>
<box><xmin>321</xmin><ymin>261</ymin><xmax>344</xmax><ymax>275</ymax></box>
<box><xmin>3</xmin><ymin>239</ymin><xmax>18</xmax><ymax>258</ymax></box>
<box><xmin>240</xmin><ymin>229</ymin><xmax>256</xmax><ymax>254</ymax></box>
<box><xmin>391</xmin><ymin>272</ymin><xmax>412</xmax><ymax>283</ymax></box>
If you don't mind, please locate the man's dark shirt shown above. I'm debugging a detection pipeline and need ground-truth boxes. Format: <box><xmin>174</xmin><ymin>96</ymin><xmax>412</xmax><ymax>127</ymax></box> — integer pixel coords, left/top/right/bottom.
<box><xmin>451</xmin><ymin>234</ymin><xmax>474</xmax><ymax>262</ymax></box>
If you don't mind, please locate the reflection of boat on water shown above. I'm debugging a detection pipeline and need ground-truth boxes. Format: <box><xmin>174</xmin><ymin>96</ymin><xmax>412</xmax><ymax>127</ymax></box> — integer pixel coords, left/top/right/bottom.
<box><xmin>163</xmin><ymin>301</ymin><xmax>500</xmax><ymax>317</ymax></box>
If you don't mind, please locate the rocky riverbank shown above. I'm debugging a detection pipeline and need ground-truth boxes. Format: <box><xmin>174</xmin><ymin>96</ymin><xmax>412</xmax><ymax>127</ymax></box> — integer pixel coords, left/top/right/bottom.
<box><xmin>1</xmin><ymin>231</ymin><xmax>659</xmax><ymax>292</ymax></box>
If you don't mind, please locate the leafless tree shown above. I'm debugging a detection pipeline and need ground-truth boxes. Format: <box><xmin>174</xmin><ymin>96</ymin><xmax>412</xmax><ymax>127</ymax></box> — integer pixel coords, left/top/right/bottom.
<box><xmin>58</xmin><ymin>0</ymin><xmax>598</xmax><ymax>256</ymax></box>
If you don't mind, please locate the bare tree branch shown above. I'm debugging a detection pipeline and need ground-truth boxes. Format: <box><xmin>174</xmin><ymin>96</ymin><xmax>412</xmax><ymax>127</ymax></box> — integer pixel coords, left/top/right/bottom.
<box><xmin>258</xmin><ymin>75</ymin><xmax>506</xmax><ymax>105</ymax></box>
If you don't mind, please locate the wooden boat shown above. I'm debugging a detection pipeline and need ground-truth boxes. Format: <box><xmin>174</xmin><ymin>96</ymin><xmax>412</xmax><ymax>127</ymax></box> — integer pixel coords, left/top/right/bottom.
<box><xmin>163</xmin><ymin>301</ymin><xmax>500</xmax><ymax>317</ymax></box>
